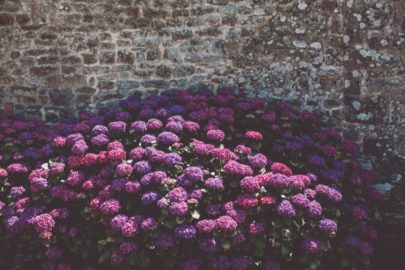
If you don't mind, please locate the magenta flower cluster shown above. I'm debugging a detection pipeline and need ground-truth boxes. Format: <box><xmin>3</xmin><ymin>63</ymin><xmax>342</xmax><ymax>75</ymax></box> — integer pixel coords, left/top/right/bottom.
<box><xmin>0</xmin><ymin>89</ymin><xmax>381</xmax><ymax>270</ymax></box>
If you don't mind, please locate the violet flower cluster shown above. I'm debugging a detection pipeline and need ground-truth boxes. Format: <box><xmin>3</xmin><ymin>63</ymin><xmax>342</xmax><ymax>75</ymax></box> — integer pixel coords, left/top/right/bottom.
<box><xmin>0</xmin><ymin>89</ymin><xmax>381</xmax><ymax>270</ymax></box>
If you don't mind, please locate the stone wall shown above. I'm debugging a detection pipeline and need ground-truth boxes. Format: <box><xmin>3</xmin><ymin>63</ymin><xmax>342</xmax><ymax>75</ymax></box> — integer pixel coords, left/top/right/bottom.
<box><xmin>0</xmin><ymin>0</ymin><xmax>404</xmax><ymax>267</ymax></box>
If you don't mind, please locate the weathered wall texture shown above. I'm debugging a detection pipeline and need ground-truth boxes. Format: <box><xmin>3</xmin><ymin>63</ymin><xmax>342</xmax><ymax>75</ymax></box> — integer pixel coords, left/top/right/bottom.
<box><xmin>0</xmin><ymin>0</ymin><xmax>404</xmax><ymax>265</ymax></box>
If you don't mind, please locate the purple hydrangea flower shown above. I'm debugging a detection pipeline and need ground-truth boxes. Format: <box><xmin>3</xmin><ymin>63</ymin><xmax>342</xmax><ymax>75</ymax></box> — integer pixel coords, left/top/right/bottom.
<box><xmin>215</xmin><ymin>215</ymin><xmax>237</xmax><ymax>232</ymax></box>
<box><xmin>206</xmin><ymin>129</ymin><xmax>225</xmax><ymax>141</ymax></box>
<box><xmin>155</xmin><ymin>233</ymin><xmax>175</xmax><ymax>249</ymax></box>
<box><xmin>240</xmin><ymin>176</ymin><xmax>261</xmax><ymax>193</ymax></box>
<box><xmin>99</xmin><ymin>199</ymin><xmax>121</xmax><ymax>215</ymax></box>
<box><xmin>147</xmin><ymin>118</ymin><xmax>163</xmax><ymax>130</ymax></box>
<box><xmin>49</xmin><ymin>162</ymin><xmax>65</xmax><ymax>176</ymax></box>
<box><xmin>140</xmin><ymin>217</ymin><xmax>158</xmax><ymax>232</ymax></box>
<box><xmin>234</xmin><ymin>144</ymin><xmax>251</xmax><ymax>155</ymax></box>
<box><xmin>174</xmin><ymin>225</ymin><xmax>197</xmax><ymax>239</ymax></box>
<box><xmin>223</xmin><ymin>161</ymin><xmax>253</xmax><ymax>176</ymax></box>
<box><xmin>205</xmin><ymin>177</ymin><xmax>224</xmax><ymax>191</ymax></box>
<box><xmin>129</xmin><ymin>147</ymin><xmax>145</xmax><ymax>161</ymax></box>
<box><xmin>164</xmin><ymin>152</ymin><xmax>182</xmax><ymax>166</ymax></box>
<box><xmin>166</xmin><ymin>121</ymin><xmax>183</xmax><ymax>134</ymax></box>
<box><xmin>141</xmin><ymin>191</ymin><xmax>161</xmax><ymax>205</ymax></box>
<box><xmin>248</xmin><ymin>153</ymin><xmax>267</xmax><ymax>169</ymax></box>
<box><xmin>168</xmin><ymin>187</ymin><xmax>188</xmax><ymax>202</ymax></box>
<box><xmin>276</xmin><ymin>200</ymin><xmax>296</xmax><ymax>217</ymax></box>
<box><xmin>108</xmin><ymin>121</ymin><xmax>127</xmax><ymax>132</ymax></box>
<box><xmin>318</xmin><ymin>219</ymin><xmax>338</xmax><ymax>235</ymax></box>
<box><xmin>315</xmin><ymin>184</ymin><xmax>342</xmax><ymax>203</ymax></box>
<box><xmin>91</xmin><ymin>125</ymin><xmax>108</xmax><ymax>136</ymax></box>
<box><xmin>199</xmin><ymin>238</ymin><xmax>217</xmax><ymax>253</ymax></box>
<box><xmin>66</xmin><ymin>171</ymin><xmax>85</xmax><ymax>186</ymax></box>
<box><xmin>291</xmin><ymin>194</ymin><xmax>310</xmax><ymax>208</ymax></box>
<box><xmin>133</xmin><ymin>160</ymin><xmax>152</xmax><ymax>175</ymax></box>
<box><xmin>91</xmin><ymin>134</ymin><xmax>109</xmax><ymax>147</ymax></box>
<box><xmin>158</xmin><ymin>131</ymin><xmax>180</xmax><ymax>145</ymax></box>
<box><xmin>140</xmin><ymin>134</ymin><xmax>157</xmax><ymax>145</ymax></box>
<box><xmin>111</xmin><ymin>214</ymin><xmax>129</xmax><ymax>231</ymax></box>
<box><xmin>249</xmin><ymin>221</ymin><xmax>265</xmax><ymax>235</ymax></box>
<box><xmin>169</xmin><ymin>202</ymin><xmax>188</xmax><ymax>216</ymax></box>
<box><xmin>184</xmin><ymin>166</ymin><xmax>203</xmax><ymax>182</ymax></box>
<box><xmin>307</xmin><ymin>200</ymin><xmax>323</xmax><ymax>217</ymax></box>
<box><xmin>30</xmin><ymin>177</ymin><xmax>48</xmax><ymax>192</ymax></box>
<box><xmin>130</xmin><ymin>121</ymin><xmax>147</xmax><ymax>133</ymax></box>
<box><xmin>145</xmin><ymin>147</ymin><xmax>166</xmax><ymax>163</ymax></box>
<box><xmin>302</xmin><ymin>237</ymin><xmax>321</xmax><ymax>254</ymax></box>
<box><xmin>308</xmin><ymin>155</ymin><xmax>326</xmax><ymax>167</ymax></box>
<box><xmin>116</xmin><ymin>163</ymin><xmax>133</xmax><ymax>177</ymax></box>
<box><xmin>196</xmin><ymin>219</ymin><xmax>216</xmax><ymax>234</ymax></box>
<box><xmin>10</xmin><ymin>186</ymin><xmax>25</xmax><ymax>199</ymax></box>
<box><xmin>267</xmin><ymin>173</ymin><xmax>289</xmax><ymax>189</ymax></box>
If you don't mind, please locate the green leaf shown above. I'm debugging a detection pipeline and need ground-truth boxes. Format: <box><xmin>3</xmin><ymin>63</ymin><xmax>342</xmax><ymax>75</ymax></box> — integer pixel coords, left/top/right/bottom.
<box><xmin>98</xmin><ymin>249</ymin><xmax>110</xmax><ymax>263</ymax></box>
<box><xmin>281</xmin><ymin>244</ymin><xmax>290</xmax><ymax>256</ymax></box>
<box><xmin>221</xmin><ymin>239</ymin><xmax>232</xmax><ymax>251</ymax></box>
<box><xmin>176</xmin><ymin>216</ymin><xmax>185</xmax><ymax>224</ymax></box>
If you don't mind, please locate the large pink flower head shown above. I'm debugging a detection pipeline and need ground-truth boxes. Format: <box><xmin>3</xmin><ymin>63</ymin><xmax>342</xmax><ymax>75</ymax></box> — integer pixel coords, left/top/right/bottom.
<box><xmin>245</xmin><ymin>131</ymin><xmax>263</xmax><ymax>141</ymax></box>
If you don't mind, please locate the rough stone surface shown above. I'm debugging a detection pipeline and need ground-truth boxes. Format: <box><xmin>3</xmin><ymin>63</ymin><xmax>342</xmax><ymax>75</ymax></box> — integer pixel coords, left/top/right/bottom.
<box><xmin>0</xmin><ymin>1</ymin><xmax>404</xmax><ymax>267</ymax></box>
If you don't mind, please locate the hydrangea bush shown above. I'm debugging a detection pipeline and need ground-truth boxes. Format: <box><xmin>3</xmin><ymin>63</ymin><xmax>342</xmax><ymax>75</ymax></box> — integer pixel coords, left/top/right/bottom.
<box><xmin>0</xmin><ymin>89</ymin><xmax>382</xmax><ymax>270</ymax></box>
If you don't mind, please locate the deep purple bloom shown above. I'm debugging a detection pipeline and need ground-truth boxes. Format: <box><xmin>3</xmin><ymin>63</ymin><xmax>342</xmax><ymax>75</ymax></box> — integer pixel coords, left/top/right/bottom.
<box><xmin>291</xmin><ymin>194</ymin><xmax>310</xmax><ymax>208</ymax></box>
<box><xmin>158</xmin><ymin>131</ymin><xmax>180</xmax><ymax>145</ymax></box>
<box><xmin>130</xmin><ymin>121</ymin><xmax>147</xmax><ymax>133</ymax></box>
<box><xmin>205</xmin><ymin>177</ymin><xmax>224</xmax><ymax>191</ymax></box>
<box><xmin>164</xmin><ymin>152</ymin><xmax>182</xmax><ymax>166</ymax></box>
<box><xmin>133</xmin><ymin>160</ymin><xmax>152</xmax><ymax>175</ymax></box>
<box><xmin>91</xmin><ymin>125</ymin><xmax>108</xmax><ymax>136</ymax></box>
<box><xmin>166</xmin><ymin>121</ymin><xmax>183</xmax><ymax>133</ymax></box>
<box><xmin>155</xmin><ymin>233</ymin><xmax>175</xmax><ymax>249</ymax></box>
<box><xmin>248</xmin><ymin>153</ymin><xmax>267</xmax><ymax>168</ymax></box>
<box><xmin>199</xmin><ymin>238</ymin><xmax>217</xmax><ymax>253</ymax></box>
<box><xmin>302</xmin><ymin>237</ymin><xmax>321</xmax><ymax>254</ymax></box>
<box><xmin>140</xmin><ymin>134</ymin><xmax>157</xmax><ymax>145</ymax></box>
<box><xmin>141</xmin><ymin>191</ymin><xmax>161</xmax><ymax>205</ymax></box>
<box><xmin>184</xmin><ymin>166</ymin><xmax>204</xmax><ymax>182</ymax></box>
<box><xmin>318</xmin><ymin>219</ymin><xmax>338</xmax><ymax>235</ymax></box>
<box><xmin>174</xmin><ymin>225</ymin><xmax>197</xmax><ymax>239</ymax></box>
<box><xmin>315</xmin><ymin>184</ymin><xmax>342</xmax><ymax>203</ymax></box>
<box><xmin>91</xmin><ymin>134</ymin><xmax>109</xmax><ymax>147</ymax></box>
<box><xmin>308</xmin><ymin>155</ymin><xmax>326</xmax><ymax>167</ymax></box>
<box><xmin>307</xmin><ymin>200</ymin><xmax>323</xmax><ymax>217</ymax></box>
<box><xmin>276</xmin><ymin>200</ymin><xmax>296</xmax><ymax>217</ymax></box>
